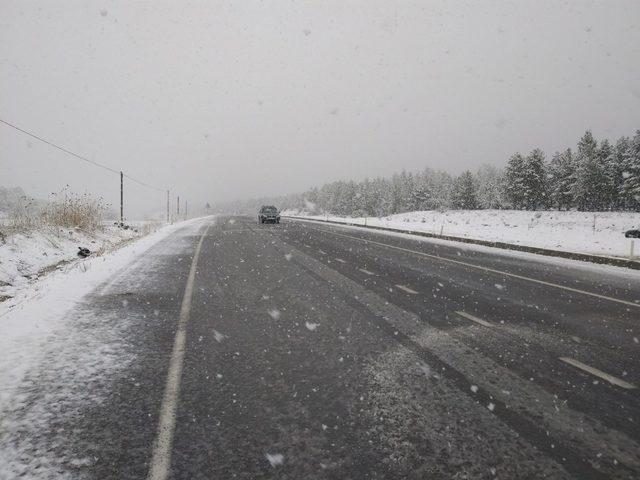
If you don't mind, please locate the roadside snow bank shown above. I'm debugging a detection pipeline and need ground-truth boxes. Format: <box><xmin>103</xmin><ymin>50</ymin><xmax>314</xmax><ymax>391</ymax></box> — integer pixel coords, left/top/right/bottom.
<box><xmin>283</xmin><ymin>210</ymin><xmax>640</xmax><ymax>259</ymax></box>
<box><xmin>0</xmin><ymin>223</ymin><xmax>161</xmax><ymax>301</ymax></box>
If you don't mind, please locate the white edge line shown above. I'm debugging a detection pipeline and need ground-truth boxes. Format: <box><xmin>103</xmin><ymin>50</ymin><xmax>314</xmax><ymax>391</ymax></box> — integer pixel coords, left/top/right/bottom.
<box><xmin>455</xmin><ymin>310</ymin><xmax>494</xmax><ymax>327</ymax></box>
<box><xmin>559</xmin><ymin>357</ymin><xmax>636</xmax><ymax>390</ymax></box>
<box><xmin>147</xmin><ymin>223</ymin><xmax>211</xmax><ymax>480</ymax></box>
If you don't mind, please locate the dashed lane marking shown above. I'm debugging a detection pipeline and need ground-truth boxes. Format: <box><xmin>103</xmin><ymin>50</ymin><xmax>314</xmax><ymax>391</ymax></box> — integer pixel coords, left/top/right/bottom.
<box><xmin>335</xmin><ymin>258</ymin><xmax>347</xmax><ymax>264</ymax></box>
<box><xmin>559</xmin><ymin>357</ymin><xmax>636</xmax><ymax>390</ymax></box>
<box><xmin>455</xmin><ymin>310</ymin><xmax>494</xmax><ymax>327</ymax></box>
<box><xmin>358</xmin><ymin>268</ymin><xmax>375</xmax><ymax>276</ymax></box>
<box><xmin>395</xmin><ymin>284</ymin><xmax>419</xmax><ymax>294</ymax></box>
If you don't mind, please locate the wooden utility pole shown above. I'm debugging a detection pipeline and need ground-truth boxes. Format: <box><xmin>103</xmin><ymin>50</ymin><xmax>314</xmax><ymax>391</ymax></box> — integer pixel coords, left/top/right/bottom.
<box><xmin>177</xmin><ymin>196</ymin><xmax>180</xmax><ymax>216</ymax></box>
<box><xmin>120</xmin><ymin>171</ymin><xmax>124</xmax><ymax>224</ymax></box>
<box><xmin>166</xmin><ymin>190</ymin><xmax>170</xmax><ymax>223</ymax></box>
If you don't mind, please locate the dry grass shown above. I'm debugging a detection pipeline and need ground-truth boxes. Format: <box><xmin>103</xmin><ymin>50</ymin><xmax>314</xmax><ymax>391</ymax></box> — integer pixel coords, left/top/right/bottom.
<box><xmin>2</xmin><ymin>188</ymin><xmax>109</xmax><ymax>235</ymax></box>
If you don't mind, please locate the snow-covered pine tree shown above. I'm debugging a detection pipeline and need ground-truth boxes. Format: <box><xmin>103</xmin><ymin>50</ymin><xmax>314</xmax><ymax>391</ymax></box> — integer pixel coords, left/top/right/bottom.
<box><xmin>371</xmin><ymin>177</ymin><xmax>391</xmax><ymax>216</ymax></box>
<box><xmin>600</xmin><ymin>139</ymin><xmax>622</xmax><ymax>210</ymax></box>
<box><xmin>415</xmin><ymin>169</ymin><xmax>453</xmax><ymax>210</ymax></box>
<box><xmin>522</xmin><ymin>148</ymin><xmax>548</xmax><ymax>210</ymax></box>
<box><xmin>342</xmin><ymin>181</ymin><xmax>360</xmax><ymax>215</ymax></box>
<box><xmin>433</xmin><ymin>170</ymin><xmax>454</xmax><ymax>209</ymax></box>
<box><xmin>620</xmin><ymin>131</ymin><xmax>640</xmax><ymax>210</ymax></box>
<box><xmin>304</xmin><ymin>187</ymin><xmax>320</xmax><ymax>213</ymax></box>
<box><xmin>548</xmin><ymin>149</ymin><xmax>575</xmax><ymax>210</ymax></box>
<box><xmin>613</xmin><ymin>137</ymin><xmax>631</xmax><ymax>211</ymax></box>
<box><xmin>357</xmin><ymin>178</ymin><xmax>374</xmax><ymax>216</ymax></box>
<box><xmin>411</xmin><ymin>170</ymin><xmax>431</xmax><ymax>211</ymax></box>
<box><xmin>388</xmin><ymin>174</ymin><xmax>403</xmax><ymax>214</ymax></box>
<box><xmin>399</xmin><ymin>171</ymin><xmax>416</xmax><ymax>212</ymax></box>
<box><xmin>571</xmin><ymin>130</ymin><xmax>607</xmax><ymax>210</ymax></box>
<box><xmin>451</xmin><ymin>170</ymin><xmax>478</xmax><ymax>209</ymax></box>
<box><xmin>476</xmin><ymin>164</ymin><xmax>505</xmax><ymax>209</ymax></box>
<box><xmin>502</xmin><ymin>153</ymin><xmax>526</xmax><ymax>209</ymax></box>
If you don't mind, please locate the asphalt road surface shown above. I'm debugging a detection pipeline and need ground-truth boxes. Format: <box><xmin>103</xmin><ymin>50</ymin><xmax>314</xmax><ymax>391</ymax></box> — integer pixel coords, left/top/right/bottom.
<box><xmin>2</xmin><ymin>215</ymin><xmax>639</xmax><ymax>479</ymax></box>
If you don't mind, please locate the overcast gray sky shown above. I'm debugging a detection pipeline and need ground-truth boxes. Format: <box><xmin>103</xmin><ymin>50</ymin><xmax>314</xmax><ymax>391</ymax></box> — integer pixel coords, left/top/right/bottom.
<box><xmin>1</xmin><ymin>0</ymin><xmax>639</xmax><ymax>217</ymax></box>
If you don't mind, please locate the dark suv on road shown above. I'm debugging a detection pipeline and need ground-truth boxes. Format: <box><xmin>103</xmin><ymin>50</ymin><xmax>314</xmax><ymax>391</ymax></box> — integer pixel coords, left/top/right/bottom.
<box><xmin>258</xmin><ymin>205</ymin><xmax>281</xmax><ymax>224</ymax></box>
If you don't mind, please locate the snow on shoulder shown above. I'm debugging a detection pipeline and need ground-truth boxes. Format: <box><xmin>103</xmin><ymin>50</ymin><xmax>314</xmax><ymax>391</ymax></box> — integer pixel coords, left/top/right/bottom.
<box><xmin>0</xmin><ymin>217</ymin><xmax>211</xmax><ymax>415</ymax></box>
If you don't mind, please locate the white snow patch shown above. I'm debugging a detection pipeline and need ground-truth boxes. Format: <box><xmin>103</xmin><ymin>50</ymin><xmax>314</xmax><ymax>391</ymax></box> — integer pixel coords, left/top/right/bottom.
<box><xmin>305</xmin><ymin>321</ymin><xmax>319</xmax><ymax>331</ymax></box>
<box><xmin>265</xmin><ymin>453</ymin><xmax>284</xmax><ymax>467</ymax></box>
<box><xmin>213</xmin><ymin>330</ymin><xmax>227</xmax><ymax>343</ymax></box>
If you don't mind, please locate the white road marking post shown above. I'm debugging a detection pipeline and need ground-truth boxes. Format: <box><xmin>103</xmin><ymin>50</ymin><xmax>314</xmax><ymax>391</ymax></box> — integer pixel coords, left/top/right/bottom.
<box><xmin>455</xmin><ymin>311</ymin><xmax>494</xmax><ymax>327</ymax></box>
<box><xmin>147</xmin><ymin>224</ymin><xmax>211</xmax><ymax>480</ymax></box>
<box><xmin>559</xmin><ymin>357</ymin><xmax>636</xmax><ymax>390</ymax></box>
<box><xmin>320</xmin><ymin>229</ymin><xmax>640</xmax><ymax>309</ymax></box>
<box><xmin>358</xmin><ymin>268</ymin><xmax>375</xmax><ymax>276</ymax></box>
<box><xmin>395</xmin><ymin>284</ymin><xmax>419</xmax><ymax>294</ymax></box>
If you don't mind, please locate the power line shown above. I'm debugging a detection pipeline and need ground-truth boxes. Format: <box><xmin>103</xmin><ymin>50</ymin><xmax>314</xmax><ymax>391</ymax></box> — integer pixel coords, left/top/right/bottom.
<box><xmin>0</xmin><ymin>118</ymin><xmax>119</xmax><ymax>174</ymax></box>
<box><xmin>0</xmin><ymin>117</ymin><xmax>165</xmax><ymax>192</ymax></box>
<box><xmin>123</xmin><ymin>173</ymin><xmax>165</xmax><ymax>192</ymax></box>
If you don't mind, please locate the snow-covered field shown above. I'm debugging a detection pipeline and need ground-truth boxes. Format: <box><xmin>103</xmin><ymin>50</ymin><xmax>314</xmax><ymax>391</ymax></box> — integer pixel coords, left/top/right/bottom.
<box><xmin>283</xmin><ymin>210</ymin><xmax>640</xmax><ymax>259</ymax></box>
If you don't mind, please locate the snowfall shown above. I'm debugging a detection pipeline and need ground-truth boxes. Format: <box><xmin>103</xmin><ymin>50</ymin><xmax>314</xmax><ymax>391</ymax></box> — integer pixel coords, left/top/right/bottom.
<box><xmin>282</xmin><ymin>209</ymin><xmax>640</xmax><ymax>261</ymax></box>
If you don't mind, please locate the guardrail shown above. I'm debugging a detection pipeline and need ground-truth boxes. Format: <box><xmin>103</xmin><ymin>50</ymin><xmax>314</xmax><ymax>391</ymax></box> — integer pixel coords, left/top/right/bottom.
<box><xmin>283</xmin><ymin>216</ymin><xmax>640</xmax><ymax>271</ymax></box>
